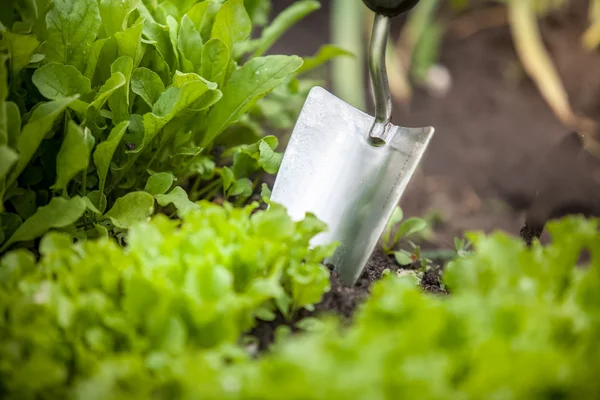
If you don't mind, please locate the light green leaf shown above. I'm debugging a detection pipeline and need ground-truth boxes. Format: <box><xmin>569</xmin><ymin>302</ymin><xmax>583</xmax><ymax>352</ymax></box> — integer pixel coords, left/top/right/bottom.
<box><xmin>7</xmin><ymin>97</ymin><xmax>78</xmax><ymax>188</ymax></box>
<box><xmin>45</xmin><ymin>0</ymin><xmax>102</xmax><ymax>71</ymax></box>
<box><xmin>155</xmin><ymin>186</ymin><xmax>200</xmax><ymax>216</ymax></box>
<box><xmin>82</xmin><ymin>196</ymin><xmax>102</xmax><ymax>214</ymax></box>
<box><xmin>4</xmin><ymin>102</ymin><xmax>20</xmax><ymax>148</ymax></box>
<box><xmin>166</xmin><ymin>16</ymin><xmax>181</xmax><ymax>70</ymax></box>
<box><xmin>104</xmin><ymin>191</ymin><xmax>154</xmax><ymax>229</ymax></box>
<box><xmin>0</xmin><ymin>196</ymin><xmax>86</xmax><ymax>252</ymax></box>
<box><xmin>228</xmin><ymin>178</ymin><xmax>252</xmax><ymax>198</ymax></box>
<box><xmin>99</xmin><ymin>0</ymin><xmax>141</xmax><ymax>37</ymax></box>
<box><xmin>297</xmin><ymin>44</ymin><xmax>354</xmax><ymax>75</ymax></box>
<box><xmin>383</xmin><ymin>206</ymin><xmax>403</xmax><ymax>249</ymax></box>
<box><xmin>93</xmin><ymin>121</ymin><xmax>129</xmax><ymax>194</ymax></box>
<box><xmin>108</xmin><ymin>57</ymin><xmax>134</xmax><ymax>123</ymax></box>
<box><xmin>32</xmin><ymin>63</ymin><xmax>92</xmax><ymax>100</ymax></box>
<box><xmin>185</xmin><ymin>1</ymin><xmax>210</xmax><ymax>28</ymax></box>
<box><xmin>2</xmin><ymin>31</ymin><xmax>41</xmax><ymax>79</ymax></box>
<box><xmin>394</xmin><ymin>250</ymin><xmax>413</xmax><ymax>266</ymax></box>
<box><xmin>178</xmin><ymin>15</ymin><xmax>203</xmax><ymax>72</ymax></box>
<box><xmin>259</xmin><ymin>140</ymin><xmax>282</xmax><ymax>174</ymax></box>
<box><xmin>87</xmin><ymin>71</ymin><xmax>126</xmax><ymax>117</ymax></box>
<box><xmin>221</xmin><ymin>166</ymin><xmax>235</xmax><ymax>192</ymax></box>
<box><xmin>145</xmin><ymin>172</ymin><xmax>174</xmax><ymax>195</ymax></box>
<box><xmin>211</xmin><ymin>0</ymin><xmax>251</xmax><ymax>51</ymax></box>
<box><xmin>84</xmin><ymin>38</ymin><xmax>109</xmax><ymax>80</ymax></box>
<box><xmin>260</xmin><ymin>183</ymin><xmax>271</xmax><ymax>201</ymax></box>
<box><xmin>0</xmin><ymin>145</ymin><xmax>18</xmax><ymax>181</ymax></box>
<box><xmin>87</xmin><ymin>190</ymin><xmax>107</xmax><ymax>214</ymax></box>
<box><xmin>203</xmin><ymin>55</ymin><xmax>303</xmax><ymax>146</ymax></box>
<box><xmin>144</xmin><ymin>78</ymin><xmax>220</xmax><ymax>139</ymax></box>
<box><xmin>53</xmin><ymin>121</ymin><xmax>95</xmax><ymax>190</ymax></box>
<box><xmin>201</xmin><ymin>38</ymin><xmax>229</xmax><ymax>87</ymax></box>
<box><xmin>394</xmin><ymin>217</ymin><xmax>429</xmax><ymax>242</ymax></box>
<box><xmin>0</xmin><ymin>55</ymin><xmax>8</xmax><ymax>146</ymax></box>
<box><xmin>114</xmin><ymin>18</ymin><xmax>145</xmax><ymax>68</ymax></box>
<box><xmin>131</xmin><ymin>68</ymin><xmax>166</xmax><ymax>107</ymax></box>
<box><xmin>251</xmin><ymin>0</ymin><xmax>320</xmax><ymax>58</ymax></box>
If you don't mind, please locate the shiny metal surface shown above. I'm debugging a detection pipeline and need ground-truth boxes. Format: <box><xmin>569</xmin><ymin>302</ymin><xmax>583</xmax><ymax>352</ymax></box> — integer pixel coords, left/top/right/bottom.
<box><xmin>270</xmin><ymin>87</ymin><xmax>434</xmax><ymax>285</ymax></box>
<box><xmin>367</xmin><ymin>14</ymin><xmax>393</xmax><ymax>144</ymax></box>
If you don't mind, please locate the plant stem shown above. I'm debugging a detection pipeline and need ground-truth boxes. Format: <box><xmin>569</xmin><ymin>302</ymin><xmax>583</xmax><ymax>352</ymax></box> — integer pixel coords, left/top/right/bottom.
<box><xmin>507</xmin><ymin>0</ymin><xmax>574</xmax><ymax>128</ymax></box>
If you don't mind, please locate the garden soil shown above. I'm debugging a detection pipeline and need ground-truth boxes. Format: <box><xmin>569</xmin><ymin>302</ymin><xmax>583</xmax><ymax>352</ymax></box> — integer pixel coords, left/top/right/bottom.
<box><xmin>249</xmin><ymin>0</ymin><xmax>600</xmax><ymax>349</ymax></box>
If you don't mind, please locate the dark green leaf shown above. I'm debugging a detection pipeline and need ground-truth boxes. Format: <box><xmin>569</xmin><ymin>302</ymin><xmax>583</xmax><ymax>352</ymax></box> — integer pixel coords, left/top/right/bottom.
<box><xmin>0</xmin><ymin>196</ymin><xmax>86</xmax><ymax>252</ymax></box>
<box><xmin>2</xmin><ymin>30</ymin><xmax>41</xmax><ymax>79</ymax></box>
<box><xmin>93</xmin><ymin>121</ymin><xmax>129</xmax><ymax>193</ymax></box>
<box><xmin>108</xmin><ymin>56</ymin><xmax>134</xmax><ymax>123</ymax></box>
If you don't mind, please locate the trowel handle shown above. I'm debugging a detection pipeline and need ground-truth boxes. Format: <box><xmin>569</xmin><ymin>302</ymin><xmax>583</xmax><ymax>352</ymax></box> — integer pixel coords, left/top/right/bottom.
<box><xmin>362</xmin><ymin>0</ymin><xmax>420</xmax><ymax>17</ymax></box>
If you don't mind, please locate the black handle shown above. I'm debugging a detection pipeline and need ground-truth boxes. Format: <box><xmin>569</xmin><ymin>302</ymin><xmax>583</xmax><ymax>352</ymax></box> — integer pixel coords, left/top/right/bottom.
<box><xmin>362</xmin><ymin>0</ymin><xmax>420</xmax><ymax>17</ymax></box>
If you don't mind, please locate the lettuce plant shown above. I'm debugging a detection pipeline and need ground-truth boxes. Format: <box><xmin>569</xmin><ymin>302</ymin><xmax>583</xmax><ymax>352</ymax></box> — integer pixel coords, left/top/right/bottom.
<box><xmin>0</xmin><ymin>0</ymin><xmax>348</xmax><ymax>254</ymax></box>
<box><xmin>0</xmin><ymin>200</ymin><xmax>336</xmax><ymax>398</ymax></box>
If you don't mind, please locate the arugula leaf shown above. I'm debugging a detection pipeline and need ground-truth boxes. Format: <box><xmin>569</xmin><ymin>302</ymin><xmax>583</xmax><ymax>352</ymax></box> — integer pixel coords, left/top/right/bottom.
<box><xmin>155</xmin><ymin>186</ymin><xmax>200</xmax><ymax>216</ymax></box>
<box><xmin>1</xmin><ymin>30</ymin><xmax>41</xmax><ymax>79</ymax></box>
<box><xmin>44</xmin><ymin>0</ymin><xmax>102</xmax><ymax>71</ymax></box>
<box><xmin>166</xmin><ymin>16</ymin><xmax>181</xmax><ymax>71</ymax></box>
<box><xmin>0</xmin><ymin>145</ymin><xmax>18</xmax><ymax>182</ymax></box>
<box><xmin>108</xmin><ymin>56</ymin><xmax>134</xmax><ymax>123</ymax></box>
<box><xmin>93</xmin><ymin>121</ymin><xmax>129</xmax><ymax>194</ymax></box>
<box><xmin>7</xmin><ymin>96</ymin><xmax>78</xmax><ymax>188</ymax></box>
<box><xmin>201</xmin><ymin>38</ymin><xmax>229</xmax><ymax>87</ymax></box>
<box><xmin>0</xmin><ymin>55</ymin><xmax>8</xmax><ymax>147</ymax></box>
<box><xmin>258</xmin><ymin>139</ymin><xmax>282</xmax><ymax>174</ymax></box>
<box><xmin>145</xmin><ymin>172</ymin><xmax>174</xmax><ymax>195</ymax></box>
<box><xmin>104</xmin><ymin>191</ymin><xmax>154</xmax><ymax>229</ymax></box>
<box><xmin>86</xmin><ymin>71</ymin><xmax>126</xmax><ymax>119</ymax></box>
<box><xmin>251</xmin><ymin>0</ymin><xmax>320</xmax><ymax>58</ymax></box>
<box><xmin>144</xmin><ymin>76</ymin><xmax>220</xmax><ymax>139</ymax></box>
<box><xmin>32</xmin><ymin>63</ymin><xmax>92</xmax><ymax>100</ymax></box>
<box><xmin>131</xmin><ymin>68</ymin><xmax>166</xmax><ymax>107</ymax></box>
<box><xmin>202</xmin><ymin>55</ymin><xmax>303</xmax><ymax>146</ymax></box>
<box><xmin>178</xmin><ymin>15</ymin><xmax>203</xmax><ymax>73</ymax></box>
<box><xmin>53</xmin><ymin>121</ymin><xmax>95</xmax><ymax>190</ymax></box>
<box><xmin>297</xmin><ymin>44</ymin><xmax>354</xmax><ymax>75</ymax></box>
<box><xmin>84</xmin><ymin>38</ymin><xmax>109</xmax><ymax>80</ymax></box>
<box><xmin>211</xmin><ymin>0</ymin><xmax>251</xmax><ymax>52</ymax></box>
<box><xmin>114</xmin><ymin>19</ymin><xmax>145</xmax><ymax>68</ymax></box>
<box><xmin>0</xmin><ymin>196</ymin><xmax>86</xmax><ymax>252</ymax></box>
<box><xmin>99</xmin><ymin>0</ymin><xmax>141</xmax><ymax>37</ymax></box>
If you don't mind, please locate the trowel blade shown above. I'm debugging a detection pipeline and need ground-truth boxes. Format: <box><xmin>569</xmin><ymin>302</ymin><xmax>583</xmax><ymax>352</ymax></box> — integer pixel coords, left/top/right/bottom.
<box><xmin>271</xmin><ymin>86</ymin><xmax>435</xmax><ymax>285</ymax></box>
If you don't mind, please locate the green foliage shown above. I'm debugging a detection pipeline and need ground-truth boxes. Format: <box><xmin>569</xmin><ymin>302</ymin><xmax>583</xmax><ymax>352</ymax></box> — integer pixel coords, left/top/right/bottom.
<box><xmin>381</xmin><ymin>206</ymin><xmax>431</xmax><ymax>266</ymax></box>
<box><xmin>0</xmin><ymin>200</ymin><xmax>337</xmax><ymax>399</ymax></box>
<box><xmin>2</xmin><ymin>214</ymin><xmax>600</xmax><ymax>398</ymax></box>
<box><xmin>0</xmin><ymin>0</ymin><xmax>346</xmax><ymax>254</ymax></box>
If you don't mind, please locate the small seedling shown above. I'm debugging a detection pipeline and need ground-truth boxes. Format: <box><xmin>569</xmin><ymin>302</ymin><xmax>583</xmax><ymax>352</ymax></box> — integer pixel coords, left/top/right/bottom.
<box><xmin>382</xmin><ymin>206</ymin><xmax>432</xmax><ymax>267</ymax></box>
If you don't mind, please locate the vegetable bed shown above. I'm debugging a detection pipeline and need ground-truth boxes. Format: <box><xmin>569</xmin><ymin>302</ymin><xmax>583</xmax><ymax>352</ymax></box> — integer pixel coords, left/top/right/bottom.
<box><xmin>2</xmin><ymin>0</ymin><xmax>600</xmax><ymax>399</ymax></box>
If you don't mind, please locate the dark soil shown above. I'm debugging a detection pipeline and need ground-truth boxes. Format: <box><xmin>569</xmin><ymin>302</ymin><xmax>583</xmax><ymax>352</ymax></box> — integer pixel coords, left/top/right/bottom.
<box><xmin>248</xmin><ymin>249</ymin><xmax>448</xmax><ymax>351</ymax></box>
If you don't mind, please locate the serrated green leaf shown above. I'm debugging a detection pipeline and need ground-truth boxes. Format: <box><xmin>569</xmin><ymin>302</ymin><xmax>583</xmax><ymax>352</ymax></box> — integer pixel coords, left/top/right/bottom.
<box><xmin>53</xmin><ymin>121</ymin><xmax>95</xmax><ymax>190</ymax></box>
<box><xmin>202</xmin><ymin>55</ymin><xmax>303</xmax><ymax>146</ymax></box>
<box><xmin>201</xmin><ymin>38</ymin><xmax>229</xmax><ymax>87</ymax></box>
<box><xmin>87</xmin><ymin>71</ymin><xmax>126</xmax><ymax>118</ymax></box>
<box><xmin>104</xmin><ymin>191</ymin><xmax>154</xmax><ymax>229</ymax></box>
<box><xmin>144</xmin><ymin>78</ymin><xmax>220</xmax><ymax>139</ymax></box>
<box><xmin>93</xmin><ymin>121</ymin><xmax>129</xmax><ymax>194</ymax></box>
<box><xmin>45</xmin><ymin>0</ymin><xmax>102</xmax><ymax>71</ymax></box>
<box><xmin>0</xmin><ymin>196</ymin><xmax>86</xmax><ymax>252</ymax></box>
<box><xmin>251</xmin><ymin>0</ymin><xmax>320</xmax><ymax>58</ymax></box>
<box><xmin>32</xmin><ymin>63</ymin><xmax>92</xmax><ymax>100</ymax></box>
<box><xmin>114</xmin><ymin>18</ymin><xmax>145</xmax><ymax>68</ymax></box>
<box><xmin>211</xmin><ymin>0</ymin><xmax>251</xmax><ymax>51</ymax></box>
<box><xmin>7</xmin><ymin>96</ymin><xmax>78</xmax><ymax>188</ymax></box>
<box><xmin>145</xmin><ymin>172</ymin><xmax>174</xmax><ymax>195</ymax></box>
<box><xmin>131</xmin><ymin>68</ymin><xmax>166</xmax><ymax>107</ymax></box>
<box><xmin>108</xmin><ymin>56</ymin><xmax>134</xmax><ymax>123</ymax></box>
<box><xmin>155</xmin><ymin>186</ymin><xmax>200</xmax><ymax>216</ymax></box>
<box><xmin>99</xmin><ymin>0</ymin><xmax>141</xmax><ymax>37</ymax></box>
<box><xmin>258</xmin><ymin>140</ymin><xmax>282</xmax><ymax>174</ymax></box>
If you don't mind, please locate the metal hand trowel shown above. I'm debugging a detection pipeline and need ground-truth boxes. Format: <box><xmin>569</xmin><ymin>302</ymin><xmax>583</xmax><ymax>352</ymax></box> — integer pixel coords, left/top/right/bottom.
<box><xmin>271</xmin><ymin>0</ymin><xmax>435</xmax><ymax>286</ymax></box>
